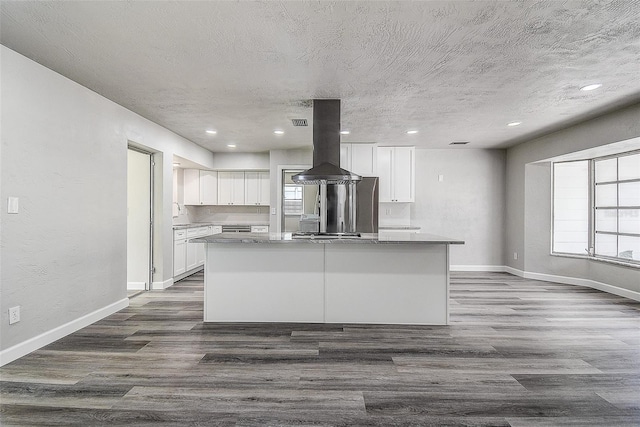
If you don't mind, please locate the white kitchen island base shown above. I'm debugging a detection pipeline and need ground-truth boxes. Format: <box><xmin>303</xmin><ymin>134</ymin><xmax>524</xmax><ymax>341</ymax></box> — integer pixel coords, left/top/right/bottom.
<box><xmin>199</xmin><ymin>233</ymin><xmax>461</xmax><ymax>325</ymax></box>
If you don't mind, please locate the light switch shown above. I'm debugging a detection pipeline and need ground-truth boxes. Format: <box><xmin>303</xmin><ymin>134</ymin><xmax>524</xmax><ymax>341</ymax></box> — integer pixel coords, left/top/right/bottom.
<box><xmin>438</xmin><ymin>175</ymin><xmax>444</xmax><ymax>182</ymax></box>
<box><xmin>271</xmin><ymin>208</ymin><xmax>277</xmax><ymax>215</ymax></box>
<box><xmin>7</xmin><ymin>197</ymin><xmax>19</xmax><ymax>214</ymax></box>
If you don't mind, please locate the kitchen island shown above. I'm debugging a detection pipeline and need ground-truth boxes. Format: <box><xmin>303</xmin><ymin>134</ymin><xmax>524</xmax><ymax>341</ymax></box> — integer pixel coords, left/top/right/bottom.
<box><xmin>191</xmin><ymin>232</ymin><xmax>463</xmax><ymax>325</ymax></box>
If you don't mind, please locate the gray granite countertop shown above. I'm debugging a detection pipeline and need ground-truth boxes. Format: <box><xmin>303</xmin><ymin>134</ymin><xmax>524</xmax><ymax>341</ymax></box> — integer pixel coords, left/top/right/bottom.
<box><xmin>191</xmin><ymin>232</ymin><xmax>463</xmax><ymax>245</ymax></box>
<box><xmin>173</xmin><ymin>222</ymin><xmax>270</xmax><ymax>229</ymax></box>
<box><xmin>173</xmin><ymin>223</ymin><xmax>215</xmax><ymax>229</ymax></box>
<box><xmin>379</xmin><ymin>226</ymin><xmax>421</xmax><ymax>230</ymax></box>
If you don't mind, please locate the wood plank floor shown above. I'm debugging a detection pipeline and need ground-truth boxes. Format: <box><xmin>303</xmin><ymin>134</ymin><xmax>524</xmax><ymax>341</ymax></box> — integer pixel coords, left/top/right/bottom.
<box><xmin>1</xmin><ymin>272</ymin><xmax>639</xmax><ymax>426</ymax></box>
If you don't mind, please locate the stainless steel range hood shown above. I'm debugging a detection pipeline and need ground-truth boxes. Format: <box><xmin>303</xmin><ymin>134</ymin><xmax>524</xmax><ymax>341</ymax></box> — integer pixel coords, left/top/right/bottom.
<box><xmin>292</xmin><ymin>99</ymin><xmax>361</xmax><ymax>184</ymax></box>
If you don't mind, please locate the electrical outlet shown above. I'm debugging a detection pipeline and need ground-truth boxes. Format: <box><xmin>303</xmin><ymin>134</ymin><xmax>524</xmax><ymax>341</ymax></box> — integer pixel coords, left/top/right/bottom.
<box><xmin>513</xmin><ymin>252</ymin><xmax>518</xmax><ymax>260</ymax></box>
<box><xmin>9</xmin><ymin>306</ymin><xmax>20</xmax><ymax>324</ymax></box>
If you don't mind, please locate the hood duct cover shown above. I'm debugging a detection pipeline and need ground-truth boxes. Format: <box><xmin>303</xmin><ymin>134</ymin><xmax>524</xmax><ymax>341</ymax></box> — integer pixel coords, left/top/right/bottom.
<box><xmin>292</xmin><ymin>99</ymin><xmax>361</xmax><ymax>185</ymax></box>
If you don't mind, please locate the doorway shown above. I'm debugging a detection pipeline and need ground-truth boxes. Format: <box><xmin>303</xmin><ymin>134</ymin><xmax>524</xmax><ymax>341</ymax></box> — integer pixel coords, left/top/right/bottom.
<box><xmin>127</xmin><ymin>148</ymin><xmax>153</xmax><ymax>294</ymax></box>
<box><xmin>280</xmin><ymin>168</ymin><xmax>318</xmax><ymax>233</ymax></box>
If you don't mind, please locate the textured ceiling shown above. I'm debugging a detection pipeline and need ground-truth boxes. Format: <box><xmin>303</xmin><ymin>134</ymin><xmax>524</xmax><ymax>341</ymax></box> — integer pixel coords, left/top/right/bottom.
<box><xmin>1</xmin><ymin>1</ymin><xmax>639</xmax><ymax>152</ymax></box>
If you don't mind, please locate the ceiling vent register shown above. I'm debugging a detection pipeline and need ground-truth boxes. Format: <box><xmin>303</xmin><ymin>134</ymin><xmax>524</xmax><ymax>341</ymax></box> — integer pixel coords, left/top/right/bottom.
<box><xmin>291</xmin><ymin>119</ymin><xmax>308</xmax><ymax>126</ymax></box>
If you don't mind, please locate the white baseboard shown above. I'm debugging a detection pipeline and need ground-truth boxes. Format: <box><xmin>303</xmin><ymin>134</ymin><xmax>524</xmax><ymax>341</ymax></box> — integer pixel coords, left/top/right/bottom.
<box><xmin>152</xmin><ymin>278</ymin><xmax>174</xmax><ymax>290</ymax></box>
<box><xmin>503</xmin><ymin>266</ymin><xmax>525</xmax><ymax>277</ymax></box>
<box><xmin>451</xmin><ymin>265</ymin><xmax>506</xmax><ymax>272</ymax></box>
<box><xmin>522</xmin><ymin>270</ymin><xmax>640</xmax><ymax>302</ymax></box>
<box><xmin>452</xmin><ymin>265</ymin><xmax>639</xmax><ymax>301</ymax></box>
<box><xmin>0</xmin><ymin>298</ymin><xmax>129</xmax><ymax>367</ymax></box>
<box><xmin>498</xmin><ymin>265</ymin><xmax>640</xmax><ymax>302</ymax></box>
<box><xmin>127</xmin><ymin>281</ymin><xmax>146</xmax><ymax>290</ymax></box>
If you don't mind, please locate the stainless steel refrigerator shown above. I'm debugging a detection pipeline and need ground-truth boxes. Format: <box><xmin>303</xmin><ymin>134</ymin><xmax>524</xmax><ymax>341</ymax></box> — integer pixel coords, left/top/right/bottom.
<box><xmin>355</xmin><ymin>177</ymin><xmax>379</xmax><ymax>233</ymax></box>
<box><xmin>310</xmin><ymin>177</ymin><xmax>379</xmax><ymax>235</ymax></box>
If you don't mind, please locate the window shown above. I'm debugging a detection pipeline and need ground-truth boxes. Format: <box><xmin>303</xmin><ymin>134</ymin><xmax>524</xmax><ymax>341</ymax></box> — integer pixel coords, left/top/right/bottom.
<box><xmin>283</xmin><ymin>184</ymin><xmax>304</xmax><ymax>215</ymax></box>
<box><xmin>553</xmin><ymin>151</ymin><xmax>640</xmax><ymax>265</ymax></box>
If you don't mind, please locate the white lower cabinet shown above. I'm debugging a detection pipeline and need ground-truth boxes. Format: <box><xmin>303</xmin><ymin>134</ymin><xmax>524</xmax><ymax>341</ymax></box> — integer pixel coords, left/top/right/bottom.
<box><xmin>173</xmin><ymin>230</ymin><xmax>187</xmax><ymax>276</ymax></box>
<box><xmin>186</xmin><ymin>240</ymin><xmax>199</xmax><ymax>271</ymax></box>
<box><xmin>174</xmin><ymin>226</ymin><xmax>223</xmax><ymax>280</ymax></box>
<box><xmin>196</xmin><ymin>240</ymin><xmax>206</xmax><ymax>265</ymax></box>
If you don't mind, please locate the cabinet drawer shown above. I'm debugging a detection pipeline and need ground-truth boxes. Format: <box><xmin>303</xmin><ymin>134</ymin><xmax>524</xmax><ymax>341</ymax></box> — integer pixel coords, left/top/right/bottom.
<box><xmin>187</xmin><ymin>227</ymin><xmax>208</xmax><ymax>238</ymax></box>
<box><xmin>251</xmin><ymin>225</ymin><xmax>269</xmax><ymax>233</ymax></box>
<box><xmin>174</xmin><ymin>230</ymin><xmax>187</xmax><ymax>240</ymax></box>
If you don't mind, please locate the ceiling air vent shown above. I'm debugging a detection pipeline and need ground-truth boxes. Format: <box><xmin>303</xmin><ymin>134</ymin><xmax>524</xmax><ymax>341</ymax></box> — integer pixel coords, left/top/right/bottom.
<box><xmin>449</xmin><ymin>141</ymin><xmax>470</xmax><ymax>145</ymax></box>
<box><xmin>291</xmin><ymin>119</ymin><xmax>308</xmax><ymax>127</ymax></box>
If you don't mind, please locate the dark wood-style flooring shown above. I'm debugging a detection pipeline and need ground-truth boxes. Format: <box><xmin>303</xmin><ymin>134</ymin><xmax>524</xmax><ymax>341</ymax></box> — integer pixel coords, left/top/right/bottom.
<box><xmin>1</xmin><ymin>272</ymin><xmax>639</xmax><ymax>426</ymax></box>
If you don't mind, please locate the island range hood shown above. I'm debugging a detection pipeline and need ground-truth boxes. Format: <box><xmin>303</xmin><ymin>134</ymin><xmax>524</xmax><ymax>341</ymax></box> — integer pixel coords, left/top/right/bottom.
<box><xmin>292</xmin><ymin>99</ymin><xmax>367</xmax><ymax>236</ymax></box>
<box><xmin>292</xmin><ymin>99</ymin><xmax>362</xmax><ymax>185</ymax></box>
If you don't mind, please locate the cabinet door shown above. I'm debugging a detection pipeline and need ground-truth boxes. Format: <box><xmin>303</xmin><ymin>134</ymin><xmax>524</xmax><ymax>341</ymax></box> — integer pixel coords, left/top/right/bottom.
<box><xmin>351</xmin><ymin>144</ymin><xmax>377</xmax><ymax>176</ymax></box>
<box><xmin>200</xmin><ymin>171</ymin><xmax>218</xmax><ymax>205</ymax></box>
<box><xmin>244</xmin><ymin>172</ymin><xmax>260</xmax><ymax>205</ymax></box>
<box><xmin>377</xmin><ymin>147</ymin><xmax>394</xmax><ymax>202</ymax></box>
<box><xmin>218</xmin><ymin>172</ymin><xmax>245</xmax><ymax>205</ymax></box>
<box><xmin>183</xmin><ymin>169</ymin><xmax>200</xmax><ymax>205</ymax></box>
<box><xmin>217</xmin><ymin>172</ymin><xmax>233</xmax><ymax>205</ymax></box>
<box><xmin>196</xmin><ymin>242</ymin><xmax>205</xmax><ymax>266</ymax></box>
<box><xmin>393</xmin><ymin>147</ymin><xmax>415</xmax><ymax>202</ymax></box>
<box><xmin>231</xmin><ymin>172</ymin><xmax>245</xmax><ymax>205</ymax></box>
<box><xmin>340</xmin><ymin>144</ymin><xmax>352</xmax><ymax>171</ymax></box>
<box><xmin>173</xmin><ymin>239</ymin><xmax>186</xmax><ymax>276</ymax></box>
<box><xmin>186</xmin><ymin>240</ymin><xmax>198</xmax><ymax>271</ymax></box>
<box><xmin>259</xmin><ymin>171</ymin><xmax>270</xmax><ymax>205</ymax></box>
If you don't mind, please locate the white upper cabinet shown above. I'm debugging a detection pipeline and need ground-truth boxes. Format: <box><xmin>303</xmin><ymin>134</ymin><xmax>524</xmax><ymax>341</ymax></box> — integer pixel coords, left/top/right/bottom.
<box><xmin>183</xmin><ymin>169</ymin><xmax>201</xmax><ymax>205</ymax></box>
<box><xmin>377</xmin><ymin>146</ymin><xmax>415</xmax><ymax>202</ymax></box>
<box><xmin>340</xmin><ymin>144</ymin><xmax>352</xmax><ymax>170</ymax></box>
<box><xmin>245</xmin><ymin>171</ymin><xmax>270</xmax><ymax>206</ymax></box>
<box><xmin>351</xmin><ymin>144</ymin><xmax>378</xmax><ymax>176</ymax></box>
<box><xmin>341</xmin><ymin>143</ymin><xmax>377</xmax><ymax>176</ymax></box>
<box><xmin>184</xmin><ymin>169</ymin><xmax>218</xmax><ymax>205</ymax></box>
<box><xmin>218</xmin><ymin>171</ymin><xmax>245</xmax><ymax>205</ymax></box>
<box><xmin>199</xmin><ymin>170</ymin><xmax>218</xmax><ymax>205</ymax></box>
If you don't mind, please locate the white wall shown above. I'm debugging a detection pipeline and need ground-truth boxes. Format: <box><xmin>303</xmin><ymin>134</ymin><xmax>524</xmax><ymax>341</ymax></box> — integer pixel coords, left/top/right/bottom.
<box><xmin>412</xmin><ymin>149</ymin><xmax>506</xmax><ymax>267</ymax></box>
<box><xmin>0</xmin><ymin>46</ymin><xmax>215</xmax><ymax>361</ymax></box>
<box><xmin>505</xmin><ymin>102</ymin><xmax>640</xmax><ymax>293</ymax></box>
<box><xmin>210</xmin><ymin>152</ymin><xmax>270</xmax><ymax>170</ymax></box>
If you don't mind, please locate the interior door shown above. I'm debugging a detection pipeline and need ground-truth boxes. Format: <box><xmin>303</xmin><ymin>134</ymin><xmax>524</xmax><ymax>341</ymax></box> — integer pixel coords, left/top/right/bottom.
<box><xmin>127</xmin><ymin>149</ymin><xmax>152</xmax><ymax>291</ymax></box>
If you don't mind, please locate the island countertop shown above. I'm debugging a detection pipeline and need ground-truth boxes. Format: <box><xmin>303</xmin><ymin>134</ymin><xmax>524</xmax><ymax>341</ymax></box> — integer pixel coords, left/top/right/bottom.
<box><xmin>191</xmin><ymin>231</ymin><xmax>464</xmax><ymax>245</ymax></box>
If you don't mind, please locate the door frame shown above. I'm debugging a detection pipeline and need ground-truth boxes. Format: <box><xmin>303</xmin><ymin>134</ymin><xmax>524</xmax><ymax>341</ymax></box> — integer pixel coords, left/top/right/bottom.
<box><xmin>127</xmin><ymin>145</ymin><xmax>155</xmax><ymax>291</ymax></box>
<box><xmin>276</xmin><ymin>164</ymin><xmax>310</xmax><ymax>234</ymax></box>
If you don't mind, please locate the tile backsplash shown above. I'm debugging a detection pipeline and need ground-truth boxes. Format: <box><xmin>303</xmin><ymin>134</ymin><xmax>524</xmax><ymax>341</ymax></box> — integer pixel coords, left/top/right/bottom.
<box><xmin>188</xmin><ymin>205</ymin><xmax>269</xmax><ymax>224</ymax></box>
<box><xmin>378</xmin><ymin>203</ymin><xmax>411</xmax><ymax>227</ymax></box>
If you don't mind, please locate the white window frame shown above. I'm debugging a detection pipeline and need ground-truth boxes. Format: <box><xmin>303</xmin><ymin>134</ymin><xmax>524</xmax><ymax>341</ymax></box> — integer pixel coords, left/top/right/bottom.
<box><xmin>552</xmin><ymin>150</ymin><xmax>640</xmax><ymax>267</ymax></box>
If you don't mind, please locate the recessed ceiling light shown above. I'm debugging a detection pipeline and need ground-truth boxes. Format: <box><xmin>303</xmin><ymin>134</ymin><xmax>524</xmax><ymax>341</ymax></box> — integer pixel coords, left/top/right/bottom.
<box><xmin>407</xmin><ymin>130</ymin><xmax>418</xmax><ymax>134</ymax></box>
<box><xmin>580</xmin><ymin>83</ymin><xmax>602</xmax><ymax>91</ymax></box>
<box><xmin>227</xmin><ymin>144</ymin><xmax>236</xmax><ymax>148</ymax></box>
<box><xmin>507</xmin><ymin>121</ymin><xmax>522</xmax><ymax>127</ymax></box>
<box><xmin>206</xmin><ymin>130</ymin><xmax>217</xmax><ymax>134</ymax></box>
<box><xmin>340</xmin><ymin>130</ymin><xmax>350</xmax><ymax>135</ymax></box>
<box><xmin>273</xmin><ymin>130</ymin><xmax>284</xmax><ymax>135</ymax></box>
